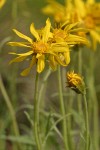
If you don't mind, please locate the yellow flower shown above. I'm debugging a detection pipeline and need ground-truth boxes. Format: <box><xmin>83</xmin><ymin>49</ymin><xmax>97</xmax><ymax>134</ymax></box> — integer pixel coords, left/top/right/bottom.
<box><xmin>42</xmin><ymin>0</ymin><xmax>100</xmax><ymax>50</ymax></box>
<box><xmin>48</xmin><ymin>22</ymin><xmax>89</xmax><ymax>66</ymax></box>
<box><xmin>51</xmin><ymin>22</ymin><xmax>89</xmax><ymax>45</ymax></box>
<box><xmin>73</xmin><ymin>0</ymin><xmax>100</xmax><ymax>50</ymax></box>
<box><xmin>0</xmin><ymin>0</ymin><xmax>6</xmax><ymax>9</ymax></box>
<box><xmin>42</xmin><ymin>0</ymin><xmax>72</xmax><ymax>23</ymax></box>
<box><xmin>66</xmin><ymin>71</ymin><xmax>86</xmax><ymax>94</ymax></box>
<box><xmin>8</xmin><ymin>19</ymin><xmax>70</xmax><ymax>76</ymax></box>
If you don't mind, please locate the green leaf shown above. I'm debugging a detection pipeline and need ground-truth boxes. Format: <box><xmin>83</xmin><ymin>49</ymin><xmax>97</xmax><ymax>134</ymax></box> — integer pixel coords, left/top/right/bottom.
<box><xmin>0</xmin><ymin>135</ymin><xmax>35</xmax><ymax>145</ymax></box>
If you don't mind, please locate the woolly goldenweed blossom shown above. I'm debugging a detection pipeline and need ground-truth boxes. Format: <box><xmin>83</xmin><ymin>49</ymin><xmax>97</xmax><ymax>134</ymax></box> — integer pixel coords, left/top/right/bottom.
<box><xmin>51</xmin><ymin>22</ymin><xmax>89</xmax><ymax>45</ymax></box>
<box><xmin>66</xmin><ymin>71</ymin><xmax>86</xmax><ymax>94</ymax></box>
<box><xmin>73</xmin><ymin>0</ymin><xmax>100</xmax><ymax>50</ymax></box>
<box><xmin>42</xmin><ymin>0</ymin><xmax>100</xmax><ymax>50</ymax></box>
<box><xmin>0</xmin><ymin>0</ymin><xmax>6</xmax><ymax>9</ymax></box>
<box><xmin>42</xmin><ymin>0</ymin><xmax>72</xmax><ymax>23</ymax></box>
<box><xmin>49</xmin><ymin>22</ymin><xmax>89</xmax><ymax>66</ymax></box>
<box><xmin>8</xmin><ymin>19</ymin><xmax>71</xmax><ymax>76</ymax></box>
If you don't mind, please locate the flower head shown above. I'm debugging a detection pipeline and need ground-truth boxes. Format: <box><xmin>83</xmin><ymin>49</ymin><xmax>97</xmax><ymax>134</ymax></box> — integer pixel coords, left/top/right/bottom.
<box><xmin>48</xmin><ymin>21</ymin><xmax>89</xmax><ymax>65</ymax></box>
<box><xmin>66</xmin><ymin>71</ymin><xmax>86</xmax><ymax>94</ymax></box>
<box><xmin>42</xmin><ymin>0</ymin><xmax>72</xmax><ymax>23</ymax></box>
<box><xmin>51</xmin><ymin>22</ymin><xmax>89</xmax><ymax>45</ymax></box>
<box><xmin>8</xmin><ymin>19</ymin><xmax>70</xmax><ymax>76</ymax></box>
<box><xmin>48</xmin><ymin>20</ymin><xmax>90</xmax><ymax>69</ymax></box>
<box><xmin>73</xmin><ymin>0</ymin><xmax>100</xmax><ymax>50</ymax></box>
<box><xmin>42</xmin><ymin>0</ymin><xmax>100</xmax><ymax>50</ymax></box>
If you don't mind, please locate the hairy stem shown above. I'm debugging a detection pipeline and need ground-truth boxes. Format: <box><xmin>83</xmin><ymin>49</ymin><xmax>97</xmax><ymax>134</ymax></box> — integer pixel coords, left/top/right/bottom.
<box><xmin>34</xmin><ymin>72</ymin><xmax>42</xmax><ymax>150</ymax></box>
<box><xmin>58</xmin><ymin>66</ymin><xmax>69</xmax><ymax>150</ymax></box>
<box><xmin>83</xmin><ymin>94</ymin><xmax>89</xmax><ymax>150</ymax></box>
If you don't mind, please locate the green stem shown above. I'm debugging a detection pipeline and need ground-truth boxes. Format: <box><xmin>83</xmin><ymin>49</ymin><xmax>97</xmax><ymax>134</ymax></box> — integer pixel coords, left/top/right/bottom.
<box><xmin>83</xmin><ymin>94</ymin><xmax>89</xmax><ymax>150</ymax></box>
<box><xmin>0</xmin><ymin>75</ymin><xmax>22</xmax><ymax>150</ymax></box>
<box><xmin>93</xmin><ymin>94</ymin><xmax>99</xmax><ymax>150</ymax></box>
<box><xmin>38</xmin><ymin>69</ymin><xmax>51</xmax><ymax>145</ymax></box>
<box><xmin>38</xmin><ymin>68</ymin><xmax>51</xmax><ymax>114</ymax></box>
<box><xmin>89</xmin><ymin>52</ymin><xmax>99</xmax><ymax>150</ymax></box>
<box><xmin>77</xmin><ymin>48</ymin><xmax>84</xmax><ymax>150</ymax></box>
<box><xmin>92</xmin><ymin>87</ymin><xmax>99</xmax><ymax>150</ymax></box>
<box><xmin>77</xmin><ymin>47</ymin><xmax>83</xmax><ymax>115</ymax></box>
<box><xmin>78</xmin><ymin>47</ymin><xmax>82</xmax><ymax>74</ymax></box>
<box><xmin>88</xmin><ymin>76</ymin><xmax>99</xmax><ymax>150</ymax></box>
<box><xmin>67</xmin><ymin>91</ymin><xmax>74</xmax><ymax>150</ymax></box>
<box><xmin>34</xmin><ymin>72</ymin><xmax>41</xmax><ymax>150</ymax></box>
<box><xmin>57</xmin><ymin>66</ymin><xmax>69</xmax><ymax>150</ymax></box>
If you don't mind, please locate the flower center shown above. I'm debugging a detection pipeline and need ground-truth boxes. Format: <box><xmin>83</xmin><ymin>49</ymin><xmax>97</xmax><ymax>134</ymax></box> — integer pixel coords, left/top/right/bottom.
<box><xmin>33</xmin><ymin>42</ymin><xmax>48</xmax><ymax>53</ymax></box>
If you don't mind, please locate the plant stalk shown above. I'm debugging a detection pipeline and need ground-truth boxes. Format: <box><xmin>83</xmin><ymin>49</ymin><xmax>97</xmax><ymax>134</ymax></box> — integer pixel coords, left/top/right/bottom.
<box><xmin>83</xmin><ymin>94</ymin><xmax>89</xmax><ymax>150</ymax></box>
<box><xmin>58</xmin><ymin>66</ymin><xmax>69</xmax><ymax>150</ymax></box>
<box><xmin>34</xmin><ymin>72</ymin><xmax>41</xmax><ymax>150</ymax></box>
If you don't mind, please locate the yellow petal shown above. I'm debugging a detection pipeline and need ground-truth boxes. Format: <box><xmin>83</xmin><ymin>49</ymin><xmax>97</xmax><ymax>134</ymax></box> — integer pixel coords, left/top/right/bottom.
<box><xmin>42</xmin><ymin>18</ymin><xmax>52</xmax><ymax>42</ymax></box>
<box><xmin>74</xmin><ymin>0</ymin><xmax>86</xmax><ymax>17</ymax></box>
<box><xmin>8</xmin><ymin>42</ymin><xmax>31</xmax><ymax>48</ymax></box>
<box><xmin>37</xmin><ymin>55</ymin><xmax>45</xmax><ymax>73</ymax></box>
<box><xmin>52</xmin><ymin>42</ymin><xmax>68</xmax><ymax>46</ymax></box>
<box><xmin>87</xmin><ymin>0</ymin><xmax>94</xmax><ymax>5</ymax></box>
<box><xmin>49</xmin><ymin>55</ymin><xmax>57</xmax><ymax>70</ymax></box>
<box><xmin>90</xmin><ymin>30</ymin><xmax>100</xmax><ymax>43</ymax></box>
<box><xmin>30</xmin><ymin>23</ymin><xmax>40</xmax><ymax>41</ymax></box>
<box><xmin>70</xmin><ymin>28</ymin><xmax>89</xmax><ymax>33</ymax></box>
<box><xmin>36</xmin><ymin>53</ymin><xmax>42</xmax><ymax>58</ymax></box>
<box><xmin>53</xmin><ymin>46</ymin><xmax>68</xmax><ymax>53</ymax></box>
<box><xmin>90</xmin><ymin>30</ymin><xmax>100</xmax><ymax>50</ymax></box>
<box><xmin>9</xmin><ymin>55</ymin><xmax>27</xmax><ymax>64</ymax></box>
<box><xmin>42</xmin><ymin>0</ymin><xmax>64</xmax><ymax>14</ymax></box>
<box><xmin>42</xmin><ymin>5</ymin><xmax>56</xmax><ymax>14</ymax></box>
<box><xmin>55</xmin><ymin>55</ymin><xmax>67</xmax><ymax>66</ymax></box>
<box><xmin>64</xmin><ymin>51</ymin><xmax>70</xmax><ymax>65</ymax></box>
<box><xmin>0</xmin><ymin>0</ymin><xmax>6</xmax><ymax>9</ymax></box>
<box><xmin>67</xmin><ymin>34</ymin><xmax>90</xmax><ymax>46</ymax></box>
<box><xmin>64</xmin><ymin>22</ymin><xmax>79</xmax><ymax>32</ymax></box>
<box><xmin>61</xmin><ymin>20</ymin><xmax>70</xmax><ymax>28</ymax></box>
<box><xmin>65</xmin><ymin>0</ymin><xmax>73</xmax><ymax>11</ymax></box>
<box><xmin>21</xmin><ymin>56</ymin><xmax>36</xmax><ymax>76</ymax></box>
<box><xmin>48</xmin><ymin>0</ymin><xmax>65</xmax><ymax>11</ymax></box>
<box><xmin>13</xmin><ymin>29</ymin><xmax>33</xmax><ymax>43</ymax></box>
<box><xmin>9</xmin><ymin>51</ymin><xmax>33</xmax><ymax>56</ymax></box>
<box><xmin>92</xmin><ymin>38</ymin><xmax>97</xmax><ymax>51</ymax></box>
<box><xmin>51</xmin><ymin>43</ymin><xmax>69</xmax><ymax>53</ymax></box>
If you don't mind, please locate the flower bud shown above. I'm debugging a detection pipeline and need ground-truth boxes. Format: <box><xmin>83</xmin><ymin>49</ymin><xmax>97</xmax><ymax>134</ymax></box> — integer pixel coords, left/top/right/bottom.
<box><xmin>66</xmin><ymin>71</ymin><xmax>86</xmax><ymax>94</ymax></box>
